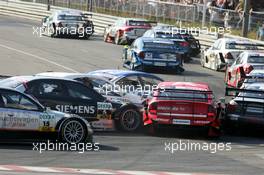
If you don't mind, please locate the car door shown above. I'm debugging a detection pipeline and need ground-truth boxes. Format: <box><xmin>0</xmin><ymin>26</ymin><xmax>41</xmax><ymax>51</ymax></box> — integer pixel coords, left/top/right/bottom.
<box><xmin>115</xmin><ymin>75</ymin><xmax>141</xmax><ymax>96</ymax></box>
<box><xmin>63</xmin><ymin>81</ymin><xmax>104</xmax><ymax>120</ymax></box>
<box><xmin>0</xmin><ymin>89</ymin><xmax>45</xmax><ymax>139</ymax></box>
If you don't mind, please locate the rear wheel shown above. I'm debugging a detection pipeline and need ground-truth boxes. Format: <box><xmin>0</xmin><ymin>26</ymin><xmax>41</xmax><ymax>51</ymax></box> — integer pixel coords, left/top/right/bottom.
<box><xmin>115</xmin><ymin>33</ymin><xmax>121</xmax><ymax>45</ymax></box>
<box><xmin>118</xmin><ymin>107</ymin><xmax>142</xmax><ymax>132</ymax></box>
<box><xmin>103</xmin><ymin>30</ymin><xmax>109</xmax><ymax>42</ymax></box>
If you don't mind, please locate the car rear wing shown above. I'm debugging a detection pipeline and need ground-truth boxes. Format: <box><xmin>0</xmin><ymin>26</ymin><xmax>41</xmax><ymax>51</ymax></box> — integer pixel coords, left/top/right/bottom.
<box><xmin>153</xmin><ymin>88</ymin><xmax>213</xmax><ymax>100</ymax></box>
<box><xmin>82</xmin><ymin>13</ymin><xmax>93</xmax><ymax>19</ymax></box>
<box><xmin>128</xmin><ymin>20</ymin><xmax>157</xmax><ymax>26</ymax></box>
<box><xmin>225</xmin><ymin>87</ymin><xmax>264</xmax><ymax>99</ymax></box>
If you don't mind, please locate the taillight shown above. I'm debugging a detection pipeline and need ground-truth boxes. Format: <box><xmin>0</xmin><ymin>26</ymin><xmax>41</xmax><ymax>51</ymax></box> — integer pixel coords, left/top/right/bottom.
<box><xmin>227</xmin><ymin>100</ymin><xmax>238</xmax><ymax>112</ymax></box>
<box><xmin>57</xmin><ymin>22</ymin><xmax>63</xmax><ymax>27</ymax></box>
<box><xmin>180</xmin><ymin>42</ymin><xmax>189</xmax><ymax>47</ymax></box>
<box><xmin>138</xmin><ymin>52</ymin><xmax>145</xmax><ymax>59</ymax></box>
<box><xmin>243</xmin><ymin>63</ymin><xmax>254</xmax><ymax>74</ymax></box>
<box><xmin>207</xmin><ymin>105</ymin><xmax>215</xmax><ymax>117</ymax></box>
<box><xmin>224</xmin><ymin>52</ymin><xmax>233</xmax><ymax>59</ymax></box>
<box><xmin>148</xmin><ymin>102</ymin><xmax>157</xmax><ymax>115</ymax></box>
<box><xmin>118</xmin><ymin>30</ymin><xmax>124</xmax><ymax>36</ymax></box>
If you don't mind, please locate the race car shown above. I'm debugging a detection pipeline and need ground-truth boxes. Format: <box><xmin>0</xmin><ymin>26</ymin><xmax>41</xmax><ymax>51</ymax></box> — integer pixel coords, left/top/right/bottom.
<box><xmin>0</xmin><ymin>76</ymin><xmax>142</xmax><ymax>132</ymax></box>
<box><xmin>225</xmin><ymin>51</ymin><xmax>264</xmax><ymax>88</ymax></box>
<box><xmin>151</xmin><ymin>25</ymin><xmax>201</xmax><ymax>57</ymax></box>
<box><xmin>143</xmin><ymin>82</ymin><xmax>221</xmax><ymax>137</ymax></box>
<box><xmin>142</xmin><ymin>28</ymin><xmax>192</xmax><ymax>62</ymax></box>
<box><xmin>35</xmin><ymin>72</ymin><xmax>143</xmax><ymax>106</ymax></box>
<box><xmin>241</xmin><ymin>70</ymin><xmax>264</xmax><ymax>88</ymax></box>
<box><xmin>103</xmin><ymin>18</ymin><xmax>155</xmax><ymax>45</ymax></box>
<box><xmin>0</xmin><ymin>87</ymin><xmax>93</xmax><ymax>143</ymax></box>
<box><xmin>41</xmin><ymin>10</ymin><xmax>94</xmax><ymax>39</ymax></box>
<box><xmin>88</xmin><ymin>69</ymin><xmax>164</xmax><ymax>97</ymax></box>
<box><xmin>121</xmin><ymin>37</ymin><xmax>185</xmax><ymax>73</ymax></box>
<box><xmin>200</xmin><ymin>38</ymin><xmax>263</xmax><ymax>71</ymax></box>
<box><xmin>224</xmin><ymin>84</ymin><xmax>264</xmax><ymax>132</ymax></box>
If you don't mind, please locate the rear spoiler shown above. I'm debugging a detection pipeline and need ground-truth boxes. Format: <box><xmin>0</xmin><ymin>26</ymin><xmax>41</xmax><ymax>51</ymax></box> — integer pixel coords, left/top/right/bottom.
<box><xmin>225</xmin><ymin>87</ymin><xmax>264</xmax><ymax>99</ymax></box>
<box><xmin>82</xmin><ymin>13</ymin><xmax>93</xmax><ymax>19</ymax></box>
<box><xmin>154</xmin><ymin>88</ymin><xmax>213</xmax><ymax>100</ymax></box>
<box><xmin>128</xmin><ymin>20</ymin><xmax>157</xmax><ymax>26</ymax></box>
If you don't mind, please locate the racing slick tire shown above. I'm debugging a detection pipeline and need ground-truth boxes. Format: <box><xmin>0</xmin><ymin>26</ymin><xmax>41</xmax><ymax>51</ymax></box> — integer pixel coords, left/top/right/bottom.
<box><xmin>114</xmin><ymin>33</ymin><xmax>121</xmax><ymax>45</ymax></box>
<box><xmin>117</xmin><ymin>107</ymin><xmax>142</xmax><ymax>132</ymax></box>
<box><xmin>103</xmin><ymin>30</ymin><xmax>109</xmax><ymax>42</ymax></box>
<box><xmin>60</xmin><ymin>118</ymin><xmax>89</xmax><ymax>144</ymax></box>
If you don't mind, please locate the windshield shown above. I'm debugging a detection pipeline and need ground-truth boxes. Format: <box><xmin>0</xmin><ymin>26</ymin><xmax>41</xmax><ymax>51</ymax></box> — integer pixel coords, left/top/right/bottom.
<box><xmin>225</xmin><ymin>43</ymin><xmax>259</xmax><ymax>50</ymax></box>
<box><xmin>143</xmin><ymin>42</ymin><xmax>175</xmax><ymax>50</ymax></box>
<box><xmin>155</xmin><ymin>32</ymin><xmax>183</xmax><ymax>39</ymax></box>
<box><xmin>157</xmin><ymin>90</ymin><xmax>209</xmax><ymax>101</ymax></box>
<box><xmin>248</xmin><ymin>56</ymin><xmax>264</xmax><ymax>64</ymax></box>
<box><xmin>57</xmin><ymin>15</ymin><xmax>83</xmax><ymax>21</ymax></box>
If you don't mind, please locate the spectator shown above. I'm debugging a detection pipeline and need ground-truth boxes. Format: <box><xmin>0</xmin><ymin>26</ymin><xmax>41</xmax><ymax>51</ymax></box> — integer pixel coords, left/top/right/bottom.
<box><xmin>257</xmin><ymin>23</ymin><xmax>264</xmax><ymax>41</ymax></box>
<box><xmin>224</xmin><ymin>0</ymin><xmax>235</xmax><ymax>10</ymax></box>
<box><xmin>235</xmin><ymin>0</ymin><xmax>253</xmax><ymax>30</ymax></box>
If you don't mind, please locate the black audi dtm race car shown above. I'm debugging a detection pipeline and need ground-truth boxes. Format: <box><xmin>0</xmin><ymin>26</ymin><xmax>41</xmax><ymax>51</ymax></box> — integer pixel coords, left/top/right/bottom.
<box><xmin>0</xmin><ymin>76</ymin><xmax>142</xmax><ymax>132</ymax></box>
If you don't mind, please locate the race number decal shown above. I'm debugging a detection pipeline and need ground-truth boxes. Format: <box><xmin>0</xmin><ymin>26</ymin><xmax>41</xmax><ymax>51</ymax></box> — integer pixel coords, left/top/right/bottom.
<box><xmin>97</xmin><ymin>102</ymin><xmax>113</xmax><ymax>120</ymax></box>
<box><xmin>39</xmin><ymin>113</ymin><xmax>56</xmax><ymax>132</ymax></box>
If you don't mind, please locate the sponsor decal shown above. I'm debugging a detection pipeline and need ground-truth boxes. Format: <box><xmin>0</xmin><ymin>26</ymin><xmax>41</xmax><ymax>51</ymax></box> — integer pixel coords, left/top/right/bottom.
<box><xmin>0</xmin><ymin>110</ymin><xmax>39</xmax><ymax>130</ymax></box>
<box><xmin>39</xmin><ymin>113</ymin><xmax>56</xmax><ymax>132</ymax></box>
<box><xmin>56</xmin><ymin>105</ymin><xmax>95</xmax><ymax>114</ymax></box>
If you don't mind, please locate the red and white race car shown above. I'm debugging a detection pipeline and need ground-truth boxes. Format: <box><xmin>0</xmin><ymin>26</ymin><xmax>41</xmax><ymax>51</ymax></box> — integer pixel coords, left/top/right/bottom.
<box><xmin>225</xmin><ymin>51</ymin><xmax>264</xmax><ymax>88</ymax></box>
<box><xmin>103</xmin><ymin>18</ymin><xmax>156</xmax><ymax>45</ymax></box>
<box><xmin>143</xmin><ymin>82</ymin><xmax>221</xmax><ymax>137</ymax></box>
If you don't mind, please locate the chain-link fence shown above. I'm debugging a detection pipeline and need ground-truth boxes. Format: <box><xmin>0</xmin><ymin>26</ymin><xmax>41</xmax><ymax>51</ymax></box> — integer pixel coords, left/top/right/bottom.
<box><xmin>21</xmin><ymin>0</ymin><xmax>264</xmax><ymax>40</ymax></box>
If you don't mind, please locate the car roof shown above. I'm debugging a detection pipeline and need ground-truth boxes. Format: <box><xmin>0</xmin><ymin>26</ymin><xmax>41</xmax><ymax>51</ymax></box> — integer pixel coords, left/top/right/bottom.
<box><xmin>158</xmin><ymin>82</ymin><xmax>210</xmax><ymax>91</ymax></box>
<box><xmin>88</xmin><ymin>69</ymin><xmax>163</xmax><ymax>81</ymax></box>
<box><xmin>36</xmin><ymin>72</ymin><xmax>112</xmax><ymax>84</ymax></box>
<box><xmin>0</xmin><ymin>75</ymin><xmax>83</xmax><ymax>88</ymax></box>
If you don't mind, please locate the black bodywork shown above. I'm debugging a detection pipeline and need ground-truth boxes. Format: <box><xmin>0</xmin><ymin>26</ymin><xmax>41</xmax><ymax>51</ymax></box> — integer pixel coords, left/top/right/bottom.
<box><xmin>23</xmin><ymin>79</ymin><xmax>131</xmax><ymax>122</ymax></box>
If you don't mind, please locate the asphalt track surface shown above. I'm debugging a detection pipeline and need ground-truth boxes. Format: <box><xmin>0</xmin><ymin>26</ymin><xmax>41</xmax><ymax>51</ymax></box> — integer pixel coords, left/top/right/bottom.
<box><xmin>0</xmin><ymin>15</ymin><xmax>264</xmax><ymax>175</ymax></box>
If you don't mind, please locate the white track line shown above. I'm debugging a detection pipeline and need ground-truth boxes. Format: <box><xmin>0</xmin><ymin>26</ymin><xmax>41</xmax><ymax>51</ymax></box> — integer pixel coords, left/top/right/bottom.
<box><xmin>0</xmin><ymin>43</ymin><xmax>79</xmax><ymax>73</ymax></box>
<box><xmin>0</xmin><ymin>165</ymin><xmax>226</xmax><ymax>175</ymax></box>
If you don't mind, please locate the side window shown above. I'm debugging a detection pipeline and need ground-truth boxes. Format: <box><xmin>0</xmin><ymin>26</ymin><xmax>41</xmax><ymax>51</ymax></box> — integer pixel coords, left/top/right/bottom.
<box><xmin>1</xmin><ymin>91</ymin><xmax>39</xmax><ymax>111</ymax></box>
<box><xmin>29</xmin><ymin>81</ymin><xmax>66</xmax><ymax>98</ymax></box>
<box><xmin>65</xmin><ymin>82</ymin><xmax>101</xmax><ymax>100</ymax></box>
<box><xmin>140</xmin><ymin>77</ymin><xmax>161</xmax><ymax>87</ymax></box>
<box><xmin>116</xmin><ymin>76</ymin><xmax>141</xmax><ymax>90</ymax></box>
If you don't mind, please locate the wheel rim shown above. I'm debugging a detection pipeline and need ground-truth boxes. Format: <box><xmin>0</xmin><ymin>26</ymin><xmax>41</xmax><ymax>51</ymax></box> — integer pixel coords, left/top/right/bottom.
<box><xmin>121</xmin><ymin>109</ymin><xmax>140</xmax><ymax>131</ymax></box>
<box><xmin>63</xmin><ymin>120</ymin><xmax>84</xmax><ymax>143</ymax></box>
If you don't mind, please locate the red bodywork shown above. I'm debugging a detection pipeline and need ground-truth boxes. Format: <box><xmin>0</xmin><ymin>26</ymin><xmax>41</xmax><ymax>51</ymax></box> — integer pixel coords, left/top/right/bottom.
<box><xmin>225</xmin><ymin>63</ymin><xmax>253</xmax><ymax>88</ymax></box>
<box><xmin>143</xmin><ymin>82</ymin><xmax>221</xmax><ymax>136</ymax></box>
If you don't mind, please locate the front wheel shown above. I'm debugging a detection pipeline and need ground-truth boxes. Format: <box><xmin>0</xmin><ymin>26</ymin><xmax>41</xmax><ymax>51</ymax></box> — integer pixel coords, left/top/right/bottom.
<box><xmin>118</xmin><ymin>107</ymin><xmax>142</xmax><ymax>132</ymax></box>
<box><xmin>60</xmin><ymin>119</ymin><xmax>88</xmax><ymax>144</ymax></box>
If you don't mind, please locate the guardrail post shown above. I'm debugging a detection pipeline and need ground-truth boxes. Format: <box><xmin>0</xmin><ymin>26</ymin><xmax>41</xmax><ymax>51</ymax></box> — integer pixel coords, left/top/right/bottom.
<box><xmin>47</xmin><ymin>0</ymin><xmax>50</xmax><ymax>11</ymax></box>
<box><xmin>202</xmin><ymin>0</ymin><xmax>207</xmax><ymax>27</ymax></box>
<box><xmin>242</xmin><ymin>0</ymin><xmax>250</xmax><ymax>37</ymax></box>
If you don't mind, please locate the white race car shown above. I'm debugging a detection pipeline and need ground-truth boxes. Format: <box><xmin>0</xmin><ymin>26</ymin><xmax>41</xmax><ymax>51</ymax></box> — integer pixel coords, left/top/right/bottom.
<box><xmin>0</xmin><ymin>87</ymin><xmax>93</xmax><ymax>143</ymax></box>
<box><xmin>201</xmin><ymin>38</ymin><xmax>263</xmax><ymax>71</ymax></box>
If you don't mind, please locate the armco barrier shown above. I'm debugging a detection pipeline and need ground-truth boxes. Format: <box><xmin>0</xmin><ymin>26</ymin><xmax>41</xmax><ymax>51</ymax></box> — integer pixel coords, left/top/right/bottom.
<box><xmin>0</xmin><ymin>0</ymin><xmax>263</xmax><ymax>47</ymax></box>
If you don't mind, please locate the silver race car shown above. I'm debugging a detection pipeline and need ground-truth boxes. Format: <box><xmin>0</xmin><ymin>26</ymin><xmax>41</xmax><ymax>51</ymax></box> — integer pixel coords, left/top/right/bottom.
<box><xmin>0</xmin><ymin>87</ymin><xmax>93</xmax><ymax>143</ymax></box>
<box><xmin>41</xmin><ymin>10</ymin><xmax>94</xmax><ymax>39</ymax></box>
